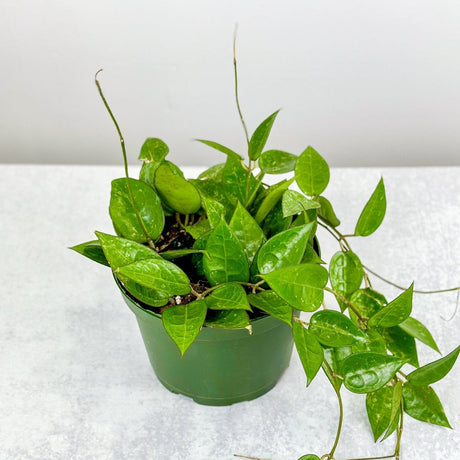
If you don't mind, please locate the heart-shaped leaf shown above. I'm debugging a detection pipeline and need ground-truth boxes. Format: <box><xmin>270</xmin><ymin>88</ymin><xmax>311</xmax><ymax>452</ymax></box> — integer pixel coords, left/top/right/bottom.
<box><xmin>368</xmin><ymin>284</ymin><xmax>413</xmax><ymax>327</ymax></box>
<box><xmin>259</xmin><ymin>150</ymin><xmax>297</xmax><ymax>174</ymax></box>
<box><xmin>354</xmin><ymin>177</ymin><xmax>386</xmax><ymax>236</ymax></box>
<box><xmin>249</xmin><ymin>110</ymin><xmax>280</xmax><ymax>160</ymax></box>
<box><xmin>322</xmin><ymin>346</ymin><xmax>352</xmax><ymax>390</ymax></box>
<box><xmin>247</xmin><ymin>291</ymin><xmax>293</xmax><ymax>326</ymax></box>
<box><xmin>222</xmin><ymin>156</ymin><xmax>259</xmax><ymax>206</ymax></box>
<box><xmin>295</xmin><ymin>146</ymin><xmax>330</xmax><ymax>196</ymax></box>
<box><xmin>205</xmin><ymin>283</ymin><xmax>251</xmax><ymax>311</ymax></box>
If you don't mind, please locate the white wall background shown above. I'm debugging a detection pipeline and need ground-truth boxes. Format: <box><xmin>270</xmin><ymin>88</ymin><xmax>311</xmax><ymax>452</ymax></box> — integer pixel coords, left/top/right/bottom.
<box><xmin>1</xmin><ymin>0</ymin><xmax>459</xmax><ymax>167</ymax></box>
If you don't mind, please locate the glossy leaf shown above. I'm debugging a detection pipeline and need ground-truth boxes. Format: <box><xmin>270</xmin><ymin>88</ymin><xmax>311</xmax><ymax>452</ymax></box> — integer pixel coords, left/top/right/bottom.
<box><xmin>192</xmin><ymin>232</ymin><xmax>210</xmax><ymax>276</ymax></box>
<box><xmin>118</xmin><ymin>258</ymin><xmax>190</xmax><ymax>296</ymax></box>
<box><xmin>281</xmin><ymin>190</ymin><xmax>320</xmax><ymax>217</ymax></box>
<box><xmin>138</xmin><ymin>138</ymin><xmax>169</xmax><ymax>163</ymax></box>
<box><xmin>196</xmin><ymin>139</ymin><xmax>243</xmax><ymax>160</ymax></box>
<box><xmin>262</xmin><ymin>200</ymin><xmax>292</xmax><ymax>238</ymax></box>
<box><xmin>349</xmin><ymin>288</ymin><xmax>386</xmax><ymax>325</ymax></box>
<box><xmin>257</xmin><ymin>223</ymin><xmax>314</xmax><ymax>274</ymax></box>
<box><xmin>382</xmin><ymin>326</ymin><xmax>419</xmax><ymax>368</ymax></box>
<box><xmin>162</xmin><ymin>300</ymin><xmax>207</xmax><ymax>355</ymax></box>
<box><xmin>368</xmin><ymin>284</ymin><xmax>413</xmax><ymax>327</ymax></box>
<box><xmin>381</xmin><ymin>409</ymin><xmax>400</xmax><ymax>441</ymax></box>
<box><xmin>366</xmin><ymin>385</ymin><xmax>394</xmax><ymax>441</ymax></box>
<box><xmin>197</xmin><ymin>163</ymin><xmax>225</xmax><ymax>181</ymax></box>
<box><xmin>301</xmin><ymin>244</ymin><xmax>325</xmax><ymax>265</ymax></box>
<box><xmin>322</xmin><ymin>346</ymin><xmax>352</xmax><ymax>390</ymax></box>
<box><xmin>222</xmin><ymin>156</ymin><xmax>259</xmax><ymax>205</ymax></box>
<box><xmin>201</xmin><ymin>196</ymin><xmax>225</xmax><ymax>228</ymax></box>
<box><xmin>203</xmin><ymin>219</ymin><xmax>249</xmax><ymax>286</ymax></box>
<box><xmin>297</xmin><ymin>455</ymin><xmax>320</xmax><ymax>460</ymax></box>
<box><xmin>185</xmin><ymin>219</ymin><xmax>211</xmax><ymax>239</ymax></box>
<box><xmin>249</xmin><ymin>110</ymin><xmax>280</xmax><ymax>160</ymax></box>
<box><xmin>247</xmin><ymin>291</ymin><xmax>293</xmax><ymax>326</ymax></box>
<box><xmin>407</xmin><ymin>345</ymin><xmax>460</xmax><ymax>386</ymax></box>
<box><xmin>205</xmin><ymin>283</ymin><xmax>251</xmax><ymax>311</ymax></box>
<box><xmin>70</xmin><ymin>240</ymin><xmax>109</xmax><ymax>266</ymax></box>
<box><xmin>341</xmin><ymin>353</ymin><xmax>405</xmax><ymax>394</ymax></box>
<box><xmin>190</xmin><ymin>179</ymin><xmax>234</xmax><ymax>217</ymax></box>
<box><xmin>109</xmin><ymin>178</ymin><xmax>164</xmax><ymax>243</ymax></box>
<box><xmin>295</xmin><ymin>146</ymin><xmax>330</xmax><ymax>196</ymax></box>
<box><xmin>316</xmin><ymin>196</ymin><xmax>340</xmax><ymax>227</ymax></box>
<box><xmin>205</xmin><ymin>309</ymin><xmax>251</xmax><ymax>330</ymax></box>
<box><xmin>229</xmin><ymin>201</ymin><xmax>266</xmax><ymax>264</ymax></box>
<box><xmin>309</xmin><ymin>310</ymin><xmax>365</xmax><ymax>347</ymax></box>
<box><xmin>119</xmin><ymin>277</ymin><xmax>169</xmax><ymax>307</ymax></box>
<box><xmin>403</xmin><ymin>382</ymin><xmax>451</xmax><ymax>428</ymax></box>
<box><xmin>329</xmin><ymin>251</ymin><xmax>363</xmax><ymax>310</ymax></box>
<box><xmin>262</xmin><ymin>264</ymin><xmax>328</xmax><ymax>311</ymax></box>
<box><xmin>155</xmin><ymin>162</ymin><xmax>201</xmax><ymax>214</ymax></box>
<box><xmin>293</xmin><ymin>321</ymin><xmax>324</xmax><ymax>386</ymax></box>
<box><xmin>354</xmin><ymin>178</ymin><xmax>386</xmax><ymax>236</ymax></box>
<box><xmin>160</xmin><ymin>249</ymin><xmax>208</xmax><ymax>261</ymax></box>
<box><xmin>352</xmin><ymin>329</ymin><xmax>387</xmax><ymax>354</ymax></box>
<box><xmin>255</xmin><ymin>178</ymin><xmax>294</xmax><ymax>224</ymax></box>
<box><xmin>399</xmin><ymin>317</ymin><xmax>440</xmax><ymax>353</ymax></box>
<box><xmin>259</xmin><ymin>150</ymin><xmax>297</xmax><ymax>174</ymax></box>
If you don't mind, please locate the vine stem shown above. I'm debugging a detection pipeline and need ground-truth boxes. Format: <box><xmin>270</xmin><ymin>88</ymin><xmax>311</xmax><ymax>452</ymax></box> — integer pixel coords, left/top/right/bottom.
<box><xmin>233</xmin><ymin>455</ymin><xmax>269</xmax><ymax>460</ymax></box>
<box><xmin>324</xmin><ymin>287</ymin><xmax>368</xmax><ymax>328</ymax></box>
<box><xmin>195</xmin><ymin>281</ymin><xmax>265</xmax><ymax>300</ymax></box>
<box><xmin>94</xmin><ymin>70</ymin><xmax>155</xmax><ymax>249</ymax></box>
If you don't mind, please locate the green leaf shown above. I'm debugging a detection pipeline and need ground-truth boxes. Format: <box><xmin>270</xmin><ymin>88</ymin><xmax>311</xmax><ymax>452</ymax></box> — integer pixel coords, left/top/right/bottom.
<box><xmin>259</xmin><ymin>150</ymin><xmax>297</xmax><ymax>174</ymax></box>
<box><xmin>354</xmin><ymin>177</ymin><xmax>386</xmax><ymax>236</ymax></box>
<box><xmin>203</xmin><ymin>219</ymin><xmax>249</xmax><ymax>286</ymax></box>
<box><xmin>295</xmin><ymin>146</ymin><xmax>330</xmax><ymax>196</ymax></box>
<box><xmin>201</xmin><ymin>196</ymin><xmax>225</xmax><ymax>228</ymax></box>
<box><xmin>352</xmin><ymin>329</ymin><xmax>387</xmax><ymax>354</ymax></box>
<box><xmin>197</xmin><ymin>163</ymin><xmax>225</xmax><ymax>181</ymax></box>
<box><xmin>154</xmin><ymin>163</ymin><xmax>201</xmax><ymax>214</ymax></box>
<box><xmin>309</xmin><ymin>310</ymin><xmax>365</xmax><ymax>347</ymax></box>
<box><xmin>159</xmin><ymin>249</ymin><xmax>208</xmax><ymax>261</ymax></box>
<box><xmin>70</xmin><ymin>240</ymin><xmax>109</xmax><ymax>266</ymax></box>
<box><xmin>316</xmin><ymin>196</ymin><xmax>340</xmax><ymax>227</ymax></box>
<box><xmin>192</xmin><ymin>232</ymin><xmax>210</xmax><ymax>276</ymax></box>
<box><xmin>403</xmin><ymin>382</ymin><xmax>451</xmax><ymax>428</ymax></box>
<box><xmin>162</xmin><ymin>300</ymin><xmax>207</xmax><ymax>355</ymax></box>
<box><xmin>407</xmin><ymin>345</ymin><xmax>460</xmax><ymax>386</ymax></box>
<box><xmin>255</xmin><ymin>178</ymin><xmax>294</xmax><ymax>224</ymax></box>
<box><xmin>322</xmin><ymin>346</ymin><xmax>352</xmax><ymax>390</ymax></box>
<box><xmin>222</xmin><ymin>156</ymin><xmax>259</xmax><ymax>206</ymax></box>
<box><xmin>257</xmin><ymin>223</ymin><xmax>314</xmax><ymax>274</ymax></box>
<box><xmin>109</xmin><ymin>178</ymin><xmax>165</xmax><ymax>243</ymax></box>
<box><xmin>247</xmin><ymin>291</ymin><xmax>293</xmax><ymax>326</ymax></box>
<box><xmin>262</xmin><ymin>264</ymin><xmax>328</xmax><ymax>311</ymax></box>
<box><xmin>205</xmin><ymin>283</ymin><xmax>251</xmax><ymax>311</ymax></box>
<box><xmin>229</xmin><ymin>201</ymin><xmax>266</xmax><ymax>264</ymax></box>
<box><xmin>399</xmin><ymin>317</ymin><xmax>440</xmax><ymax>353</ymax></box>
<box><xmin>297</xmin><ymin>455</ymin><xmax>320</xmax><ymax>460</ymax></box>
<box><xmin>368</xmin><ymin>284</ymin><xmax>413</xmax><ymax>327</ymax></box>
<box><xmin>301</xmin><ymin>244</ymin><xmax>325</xmax><ymax>265</ymax></box>
<box><xmin>118</xmin><ymin>258</ymin><xmax>190</xmax><ymax>296</ymax></box>
<box><xmin>205</xmin><ymin>309</ymin><xmax>251</xmax><ymax>330</ymax></box>
<box><xmin>262</xmin><ymin>200</ymin><xmax>292</xmax><ymax>238</ymax></box>
<box><xmin>249</xmin><ymin>110</ymin><xmax>280</xmax><ymax>160</ymax></box>
<box><xmin>196</xmin><ymin>139</ymin><xmax>243</xmax><ymax>160</ymax></box>
<box><xmin>366</xmin><ymin>385</ymin><xmax>395</xmax><ymax>441</ymax></box>
<box><xmin>329</xmin><ymin>251</ymin><xmax>363</xmax><ymax>310</ymax></box>
<box><xmin>190</xmin><ymin>179</ymin><xmax>234</xmax><ymax>218</ymax></box>
<box><xmin>281</xmin><ymin>190</ymin><xmax>321</xmax><ymax>217</ymax></box>
<box><xmin>382</xmin><ymin>326</ymin><xmax>419</xmax><ymax>368</ymax></box>
<box><xmin>341</xmin><ymin>353</ymin><xmax>405</xmax><ymax>394</ymax></box>
<box><xmin>349</xmin><ymin>288</ymin><xmax>387</xmax><ymax>325</ymax></box>
<box><xmin>185</xmin><ymin>219</ymin><xmax>212</xmax><ymax>239</ymax></box>
<box><xmin>138</xmin><ymin>138</ymin><xmax>169</xmax><ymax>163</ymax></box>
<box><xmin>119</xmin><ymin>277</ymin><xmax>169</xmax><ymax>307</ymax></box>
<box><xmin>293</xmin><ymin>321</ymin><xmax>324</xmax><ymax>386</ymax></box>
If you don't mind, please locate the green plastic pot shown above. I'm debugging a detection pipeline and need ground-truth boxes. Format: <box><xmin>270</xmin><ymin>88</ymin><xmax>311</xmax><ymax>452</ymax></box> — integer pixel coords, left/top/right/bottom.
<box><xmin>116</xmin><ymin>279</ymin><xmax>295</xmax><ymax>406</ymax></box>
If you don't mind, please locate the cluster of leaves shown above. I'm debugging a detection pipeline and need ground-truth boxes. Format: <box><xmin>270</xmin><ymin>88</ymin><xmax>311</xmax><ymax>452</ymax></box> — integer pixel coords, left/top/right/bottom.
<box><xmin>72</xmin><ymin>93</ymin><xmax>458</xmax><ymax>459</ymax></box>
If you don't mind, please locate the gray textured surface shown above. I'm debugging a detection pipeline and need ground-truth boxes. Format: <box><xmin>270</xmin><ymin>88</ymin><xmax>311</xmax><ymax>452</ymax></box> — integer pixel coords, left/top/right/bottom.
<box><xmin>0</xmin><ymin>165</ymin><xmax>459</xmax><ymax>460</ymax></box>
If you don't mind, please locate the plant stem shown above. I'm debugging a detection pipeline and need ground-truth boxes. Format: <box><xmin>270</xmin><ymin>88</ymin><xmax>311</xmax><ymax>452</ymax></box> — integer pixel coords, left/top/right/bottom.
<box><xmin>95</xmin><ymin>70</ymin><xmax>155</xmax><ymax>249</ymax></box>
<box><xmin>196</xmin><ymin>280</ymin><xmax>265</xmax><ymax>300</ymax></box>
<box><xmin>393</xmin><ymin>401</ymin><xmax>404</xmax><ymax>460</ymax></box>
<box><xmin>233</xmin><ymin>455</ymin><xmax>269</xmax><ymax>460</ymax></box>
<box><xmin>324</xmin><ymin>287</ymin><xmax>368</xmax><ymax>328</ymax></box>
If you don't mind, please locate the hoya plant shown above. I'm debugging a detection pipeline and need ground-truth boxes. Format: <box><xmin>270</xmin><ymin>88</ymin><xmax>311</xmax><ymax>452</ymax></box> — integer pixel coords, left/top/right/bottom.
<box><xmin>72</xmin><ymin>51</ymin><xmax>458</xmax><ymax>460</ymax></box>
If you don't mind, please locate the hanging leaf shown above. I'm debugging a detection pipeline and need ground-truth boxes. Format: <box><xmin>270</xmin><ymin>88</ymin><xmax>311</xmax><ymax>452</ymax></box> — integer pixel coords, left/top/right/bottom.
<box><xmin>349</xmin><ymin>288</ymin><xmax>387</xmax><ymax>325</ymax></box>
<box><xmin>195</xmin><ymin>139</ymin><xmax>243</xmax><ymax>160</ymax></box>
<box><xmin>398</xmin><ymin>317</ymin><xmax>440</xmax><ymax>353</ymax></box>
<box><xmin>249</xmin><ymin>110</ymin><xmax>280</xmax><ymax>160</ymax></box>
<box><xmin>295</xmin><ymin>146</ymin><xmax>330</xmax><ymax>196</ymax></box>
<box><xmin>205</xmin><ymin>309</ymin><xmax>251</xmax><ymax>330</ymax></box>
<box><xmin>316</xmin><ymin>196</ymin><xmax>340</xmax><ymax>227</ymax></box>
<box><xmin>162</xmin><ymin>300</ymin><xmax>207</xmax><ymax>355</ymax></box>
<box><xmin>354</xmin><ymin>178</ymin><xmax>386</xmax><ymax>236</ymax></box>
<box><xmin>407</xmin><ymin>345</ymin><xmax>460</xmax><ymax>386</ymax></box>
<box><xmin>329</xmin><ymin>251</ymin><xmax>364</xmax><ymax>310</ymax></box>
<box><xmin>229</xmin><ymin>201</ymin><xmax>266</xmax><ymax>264</ymax></box>
<box><xmin>109</xmin><ymin>178</ymin><xmax>165</xmax><ymax>243</ymax></box>
<box><xmin>201</xmin><ymin>196</ymin><xmax>226</xmax><ymax>228</ymax></box>
<box><xmin>309</xmin><ymin>310</ymin><xmax>365</xmax><ymax>347</ymax></box>
<box><xmin>247</xmin><ymin>291</ymin><xmax>293</xmax><ymax>326</ymax></box>
<box><xmin>341</xmin><ymin>353</ymin><xmax>405</xmax><ymax>394</ymax></box>
<box><xmin>203</xmin><ymin>219</ymin><xmax>249</xmax><ymax>286</ymax></box>
<box><xmin>154</xmin><ymin>162</ymin><xmax>201</xmax><ymax>214</ymax></box>
<box><xmin>205</xmin><ymin>283</ymin><xmax>251</xmax><ymax>311</ymax></box>
<box><xmin>138</xmin><ymin>138</ymin><xmax>169</xmax><ymax>163</ymax></box>
<box><xmin>366</xmin><ymin>385</ymin><xmax>395</xmax><ymax>441</ymax></box>
<box><xmin>197</xmin><ymin>163</ymin><xmax>226</xmax><ymax>181</ymax></box>
<box><xmin>381</xmin><ymin>326</ymin><xmax>419</xmax><ymax>368</ymax></box>
<box><xmin>402</xmin><ymin>382</ymin><xmax>451</xmax><ymax>428</ymax></box>
<box><xmin>259</xmin><ymin>150</ymin><xmax>297</xmax><ymax>174</ymax></box>
<box><xmin>281</xmin><ymin>190</ymin><xmax>321</xmax><ymax>217</ymax></box>
<box><xmin>262</xmin><ymin>264</ymin><xmax>328</xmax><ymax>311</ymax></box>
<box><xmin>70</xmin><ymin>240</ymin><xmax>109</xmax><ymax>266</ymax></box>
<box><xmin>368</xmin><ymin>284</ymin><xmax>413</xmax><ymax>327</ymax></box>
<box><xmin>255</xmin><ymin>178</ymin><xmax>294</xmax><ymax>224</ymax></box>
<box><xmin>293</xmin><ymin>321</ymin><xmax>324</xmax><ymax>386</ymax></box>
<box><xmin>257</xmin><ymin>223</ymin><xmax>314</xmax><ymax>274</ymax></box>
